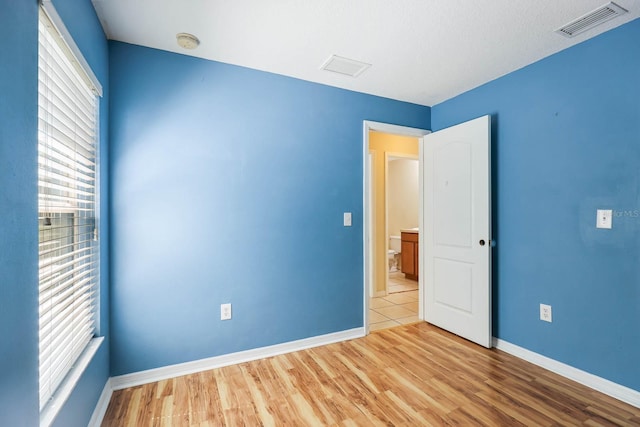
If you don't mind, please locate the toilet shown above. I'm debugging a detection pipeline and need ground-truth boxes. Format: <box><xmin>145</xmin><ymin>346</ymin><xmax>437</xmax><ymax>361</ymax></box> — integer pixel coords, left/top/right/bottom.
<box><xmin>388</xmin><ymin>235</ymin><xmax>402</xmax><ymax>271</ymax></box>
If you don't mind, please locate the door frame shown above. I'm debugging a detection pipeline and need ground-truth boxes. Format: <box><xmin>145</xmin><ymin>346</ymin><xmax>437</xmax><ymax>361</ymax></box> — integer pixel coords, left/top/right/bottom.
<box><xmin>363</xmin><ymin>121</ymin><xmax>430</xmax><ymax>334</ymax></box>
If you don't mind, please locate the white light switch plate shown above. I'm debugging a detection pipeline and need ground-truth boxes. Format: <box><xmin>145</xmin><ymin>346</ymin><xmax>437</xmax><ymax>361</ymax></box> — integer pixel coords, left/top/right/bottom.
<box><xmin>221</xmin><ymin>303</ymin><xmax>232</xmax><ymax>320</ymax></box>
<box><xmin>343</xmin><ymin>212</ymin><xmax>352</xmax><ymax>227</ymax></box>
<box><xmin>596</xmin><ymin>209</ymin><xmax>612</xmax><ymax>229</ymax></box>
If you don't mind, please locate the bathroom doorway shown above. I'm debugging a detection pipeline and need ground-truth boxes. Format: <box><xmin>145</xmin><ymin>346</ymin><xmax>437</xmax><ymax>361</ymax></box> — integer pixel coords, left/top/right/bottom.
<box><xmin>363</xmin><ymin>121</ymin><xmax>429</xmax><ymax>333</ymax></box>
<box><xmin>386</xmin><ymin>154</ymin><xmax>419</xmax><ymax>296</ymax></box>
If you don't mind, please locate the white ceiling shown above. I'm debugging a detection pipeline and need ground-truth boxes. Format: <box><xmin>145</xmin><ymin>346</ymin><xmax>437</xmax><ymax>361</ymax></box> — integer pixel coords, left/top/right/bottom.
<box><xmin>91</xmin><ymin>0</ymin><xmax>640</xmax><ymax>106</ymax></box>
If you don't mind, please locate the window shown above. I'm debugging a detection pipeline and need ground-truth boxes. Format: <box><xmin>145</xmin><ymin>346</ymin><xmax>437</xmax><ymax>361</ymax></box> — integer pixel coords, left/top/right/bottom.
<box><xmin>38</xmin><ymin>6</ymin><xmax>101</xmax><ymax>411</ymax></box>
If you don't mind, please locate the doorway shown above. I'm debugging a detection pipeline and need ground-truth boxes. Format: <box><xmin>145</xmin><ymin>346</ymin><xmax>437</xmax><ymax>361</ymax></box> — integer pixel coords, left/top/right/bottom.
<box><xmin>364</xmin><ymin>116</ymin><xmax>492</xmax><ymax>347</ymax></box>
<box><xmin>386</xmin><ymin>154</ymin><xmax>419</xmax><ymax>295</ymax></box>
<box><xmin>363</xmin><ymin>121</ymin><xmax>429</xmax><ymax>334</ymax></box>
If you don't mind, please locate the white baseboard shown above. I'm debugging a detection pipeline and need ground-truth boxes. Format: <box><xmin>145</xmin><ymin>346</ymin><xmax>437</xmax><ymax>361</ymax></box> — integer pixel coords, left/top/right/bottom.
<box><xmin>111</xmin><ymin>327</ymin><xmax>365</xmax><ymax>391</ymax></box>
<box><xmin>493</xmin><ymin>337</ymin><xmax>640</xmax><ymax>409</ymax></box>
<box><xmin>87</xmin><ymin>378</ymin><xmax>113</xmax><ymax>427</ymax></box>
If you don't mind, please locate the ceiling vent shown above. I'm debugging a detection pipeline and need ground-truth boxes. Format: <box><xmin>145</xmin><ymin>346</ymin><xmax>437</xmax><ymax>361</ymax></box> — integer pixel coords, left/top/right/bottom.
<box><xmin>556</xmin><ymin>2</ymin><xmax>628</xmax><ymax>38</ymax></box>
<box><xmin>321</xmin><ymin>55</ymin><xmax>371</xmax><ymax>77</ymax></box>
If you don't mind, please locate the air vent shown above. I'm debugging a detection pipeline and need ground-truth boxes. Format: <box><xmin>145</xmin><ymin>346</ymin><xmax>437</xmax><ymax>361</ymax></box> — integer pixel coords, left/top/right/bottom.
<box><xmin>321</xmin><ymin>55</ymin><xmax>371</xmax><ymax>77</ymax></box>
<box><xmin>556</xmin><ymin>2</ymin><xmax>628</xmax><ymax>38</ymax></box>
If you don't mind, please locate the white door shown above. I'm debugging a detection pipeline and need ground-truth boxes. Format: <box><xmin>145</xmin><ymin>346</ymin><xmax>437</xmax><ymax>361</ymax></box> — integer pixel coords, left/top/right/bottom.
<box><xmin>421</xmin><ymin>115</ymin><xmax>491</xmax><ymax>348</ymax></box>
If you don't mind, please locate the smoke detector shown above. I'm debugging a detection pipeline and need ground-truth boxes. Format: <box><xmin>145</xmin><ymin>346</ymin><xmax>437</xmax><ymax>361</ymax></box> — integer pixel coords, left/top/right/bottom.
<box><xmin>556</xmin><ymin>2</ymin><xmax>628</xmax><ymax>38</ymax></box>
<box><xmin>176</xmin><ymin>33</ymin><xmax>200</xmax><ymax>49</ymax></box>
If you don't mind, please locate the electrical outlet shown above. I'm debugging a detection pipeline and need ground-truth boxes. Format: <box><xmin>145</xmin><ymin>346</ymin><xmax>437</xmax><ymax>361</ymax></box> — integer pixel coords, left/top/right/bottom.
<box><xmin>540</xmin><ymin>304</ymin><xmax>552</xmax><ymax>322</ymax></box>
<box><xmin>220</xmin><ymin>303</ymin><xmax>232</xmax><ymax>320</ymax></box>
<box><xmin>596</xmin><ymin>209</ymin><xmax>612</xmax><ymax>229</ymax></box>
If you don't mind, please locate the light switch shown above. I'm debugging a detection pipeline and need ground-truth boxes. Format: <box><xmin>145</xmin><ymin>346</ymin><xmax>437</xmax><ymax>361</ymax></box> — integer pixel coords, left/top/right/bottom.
<box><xmin>596</xmin><ymin>209</ymin><xmax>612</xmax><ymax>229</ymax></box>
<box><xmin>343</xmin><ymin>212</ymin><xmax>352</xmax><ymax>227</ymax></box>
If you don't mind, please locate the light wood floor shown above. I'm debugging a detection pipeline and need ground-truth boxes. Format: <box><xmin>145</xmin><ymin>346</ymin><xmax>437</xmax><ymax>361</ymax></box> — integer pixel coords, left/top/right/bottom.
<box><xmin>102</xmin><ymin>322</ymin><xmax>640</xmax><ymax>426</ymax></box>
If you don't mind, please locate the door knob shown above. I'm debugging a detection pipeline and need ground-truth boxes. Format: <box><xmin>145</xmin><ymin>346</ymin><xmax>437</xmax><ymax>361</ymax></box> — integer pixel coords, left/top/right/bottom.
<box><xmin>479</xmin><ymin>239</ymin><xmax>486</xmax><ymax>246</ymax></box>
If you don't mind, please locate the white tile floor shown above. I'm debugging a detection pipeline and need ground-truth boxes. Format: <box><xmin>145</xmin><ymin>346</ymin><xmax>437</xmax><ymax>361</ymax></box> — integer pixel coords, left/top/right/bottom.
<box><xmin>369</xmin><ymin>271</ymin><xmax>420</xmax><ymax>331</ymax></box>
<box><xmin>387</xmin><ymin>271</ymin><xmax>418</xmax><ymax>294</ymax></box>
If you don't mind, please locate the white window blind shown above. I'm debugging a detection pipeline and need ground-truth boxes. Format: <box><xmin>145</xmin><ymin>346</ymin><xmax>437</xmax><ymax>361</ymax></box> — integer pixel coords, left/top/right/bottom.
<box><xmin>38</xmin><ymin>7</ymin><xmax>100</xmax><ymax>411</ymax></box>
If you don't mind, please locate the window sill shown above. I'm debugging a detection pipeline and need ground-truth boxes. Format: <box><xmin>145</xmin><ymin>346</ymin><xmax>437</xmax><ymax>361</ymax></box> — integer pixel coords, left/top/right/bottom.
<box><xmin>40</xmin><ymin>337</ymin><xmax>104</xmax><ymax>427</ymax></box>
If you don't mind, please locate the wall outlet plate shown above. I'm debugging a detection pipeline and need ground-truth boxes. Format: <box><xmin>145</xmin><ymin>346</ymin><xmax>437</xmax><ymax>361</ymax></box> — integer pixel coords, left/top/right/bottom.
<box><xmin>221</xmin><ymin>303</ymin><xmax>232</xmax><ymax>320</ymax></box>
<box><xmin>596</xmin><ymin>209</ymin><xmax>612</xmax><ymax>229</ymax></box>
<box><xmin>540</xmin><ymin>303</ymin><xmax>552</xmax><ymax>322</ymax></box>
<box><xmin>344</xmin><ymin>212</ymin><xmax>352</xmax><ymax>227</ymax></box>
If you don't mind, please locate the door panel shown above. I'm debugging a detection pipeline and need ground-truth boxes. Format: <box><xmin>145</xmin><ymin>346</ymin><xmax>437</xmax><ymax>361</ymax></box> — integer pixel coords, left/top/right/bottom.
<box><xmin>433</xmin><ymin>258</ymin><xmax>473</xmax><ymax>313</ymax></box>
<box><xmin>434</xmin><ymin>142</ymin><xmax>473</xmax><ymax>248</ymax></box>
<box><xmin>422</xmin><ymin>115</ymin><xmax>491</xmax><ymax>348</ymax></box>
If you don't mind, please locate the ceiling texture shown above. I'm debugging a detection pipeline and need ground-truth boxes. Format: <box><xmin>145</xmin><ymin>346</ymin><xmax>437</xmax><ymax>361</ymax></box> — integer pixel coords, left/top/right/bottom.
<box><xmin>91</xmin><ymin>0</ymin><xmax>640</xmax><ymax>106</ymax></box>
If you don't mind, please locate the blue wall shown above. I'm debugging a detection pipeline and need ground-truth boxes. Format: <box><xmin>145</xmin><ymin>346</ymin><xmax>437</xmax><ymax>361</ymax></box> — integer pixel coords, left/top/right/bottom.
<box><xmin>0</xmin><ymin>1</ymin><xmax>39</xmax><ymax>425</ymax></box>
<box><xmin>4</xmin><ymin>2</ymin><xmax>636</xmax><ymax>421</ymax></box>
<box><xmin>432</xmin><ymin>18</ymin><xmax>640</xmax><ymax>391</ymax></box>
<box><xmin>0</xmin><ymin>0</ymin><xmax>110</xmax><ymax>425</ymax></box>
<box><xmin>109</xmin><ymin>41</ymin><xmax>430</xmax><ymax>375</ymax></box>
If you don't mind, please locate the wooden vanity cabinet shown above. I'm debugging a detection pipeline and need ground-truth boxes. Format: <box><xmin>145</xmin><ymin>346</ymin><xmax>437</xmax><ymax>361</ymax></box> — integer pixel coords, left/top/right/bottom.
<box><xmin>401</xmin><ymin>232</ymin><xmax>419</xmax><ymax>281</ymax></box>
